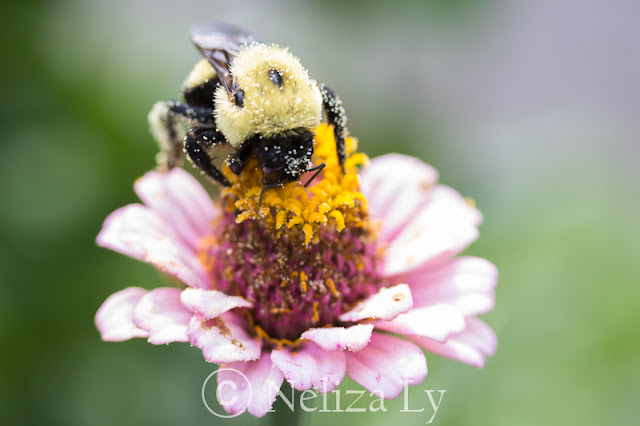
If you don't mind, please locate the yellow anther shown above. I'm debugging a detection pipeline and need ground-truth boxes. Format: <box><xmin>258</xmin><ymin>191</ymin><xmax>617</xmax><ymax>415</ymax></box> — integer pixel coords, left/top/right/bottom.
<box><xmin>307</xmin><ymin>198</ymin><xmax>320</xmax><ymax>214</ymax></box>
<box><xmin>312</xmin><ymin>301</ymin><xmax>320</xmax><ymax>323</ymax></box>
<box><xmin>308</xmin><ymin>212</ymin><xmax>327</xmax><ymax>224</ymax></box>
<box><xmin>340</xmin><ymin>173</ymin><xmax>359</xmax><ymax>191</ymax></box>
<box><xmin>288</xmin><ymin>216</ymin><xmax>304</xmax><ymax>228</ymax></box>
<box><xmin>346</xmin><ymin>136</ymin><xmax>358</xmax><ymax>153</ymax></box>
<box><xmin>326</xmin><ymin>278</ymin><xmax>340</xmax><ymax>297</ymax></box>
<box><xmin>297</xmin><ymin>189</ymin><xmax>309</xmax><ymax>205</ymax></box>
<box><xmin>254</xmin><ymin>325</ymin><xmax>301</xmax><ymax>349</ymax></box>
<box><xmin>318</xmin><ymin>203</ymin><xmax>331</xmax><ymax>215</ymax></box>
<box><xmin>328</xmin><ymin>210</ymin><xmax>345</xmax><ymax>231</ymax></box>
<box><xmin>236</xmin><ymin>211</ymin><xmax>255</xmax><ymax>223</ymax></box>
<box><xmin>300</xmin><ymin>271</ymin><xmax>308</xmax><ymax>292</ymax></box>
<box><xmin>324</xmin><ymin>171</ymin><xmax>338</xmax><ymax>183</ymax></box>
<box><xmin>353</xmin><ymin>192</ymin><xmax>367</xmax><ymax>205</ymax></box>
<box><xmin>263</xmin><ymin>193</ymin><xmax>283</xmax><ymax>206</ymax></box>
<box><xmin>303</xmin><ymin>223</ymin><xmax>313</xmax><ymax>245</ymax></box>
<box><xmin>345</xmin><ymin>153</ymin><xmax>368</xmax><ymax>169</ymax></box>
<box><xmin>275</xmin><ymin>210</ymin><xmax>287</xmax><ymax>229</ymax></box>
<box><xmin>333</xmin><ymin>194</ymin><xmax>355</xmax><ymax>207</ymax></box>
<box><xmin>322</xmin><ymin>182</ymin><xmax>335</xmax><ymax>195</ymax></box>
<box><xmin>284</xmin><ymin>199</ymin><xmax>303</xmax><ymax>216</ymax></box>
<box><xmin>309</xmin><ymin>186</ymin><xmax>327</xmax><ymax>199</ymax></box>
<box><xmin>246</xmin><ymin>187</ymin><xmax>261</xmax><ymax>198</ymax></box>
<box><xmin>234</xmin><ymin>198</ymin><xmax>248</xmax><ymax>210</ymax></box>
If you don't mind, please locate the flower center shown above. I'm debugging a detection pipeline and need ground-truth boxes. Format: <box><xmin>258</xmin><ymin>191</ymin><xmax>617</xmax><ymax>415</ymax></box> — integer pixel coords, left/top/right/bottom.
<box><xmin>200</xmin><ymin>124</ymin><xmax>386</xmax><ymax>343</ymax></box>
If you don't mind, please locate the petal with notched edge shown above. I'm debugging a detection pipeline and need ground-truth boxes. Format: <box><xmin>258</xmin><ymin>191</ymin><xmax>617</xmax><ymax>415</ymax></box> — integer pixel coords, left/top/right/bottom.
<box><xmin>96</xmin><ymin>287</ymin><xmax>148</xmax><ymax>341</ymax></box>
<box><xmin>180</xmin><ymin>288</ymin><xmax>252</xmax><ymax>319</ymax></box>
<box><xmin>339</xmin><ymin>284</ymin><xmax>412</xmax><ymax>322</ymax></box>
<box><xmin>133</xmin><ymin>287</ymin><xmax>191</xmax><ymax>344</ymax></box>
<box><xmin>411</xmin><ymin>318</ymin><xmax>497</xmax><ymax>368</ymax></box>
<box><xmin>407</xmin><ymin>256</ymin><xmax>497</xmax><ymax>316</ymax></box>
<box><xmin>217</xmin><ymin>354</ymin><xmax>284</xmax><ymax>418</ymax></box>
<box><xmin>188</xmin><ymin>313</ymin><xmax>261</xmax><ymax>363</ymax></box>
<box><xmin>271</xmin><ymin>342</ymin><xmax>346</xmax><ymax>392</ymax></box>
<box><xmin>345</xmin><ymin>333</ymin><xmax>427</xmax><ymax>399</ymax></box>
<box><xmin>301</xmin><ymin>324</ymin><xmax>374</xmax><ymax>352</ymax></box>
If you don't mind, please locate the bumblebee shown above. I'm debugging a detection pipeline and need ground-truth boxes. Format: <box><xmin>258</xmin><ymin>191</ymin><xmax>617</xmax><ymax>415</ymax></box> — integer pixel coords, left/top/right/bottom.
<box><xmin>149</xmin><ymin>23</ymin><xmax>348</xmax><ymax>202</ymax></box>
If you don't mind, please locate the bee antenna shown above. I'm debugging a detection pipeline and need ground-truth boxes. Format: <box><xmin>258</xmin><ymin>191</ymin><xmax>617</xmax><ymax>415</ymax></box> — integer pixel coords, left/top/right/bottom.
<box><xmin>303</xmin><ymin>163</ymin><xmax>326</xmax><ymax>188</ymax></box>
<box><xmin>258</xmin><ymin>186</ymin><xmax>267</xmax><ymax>209</ymax></box>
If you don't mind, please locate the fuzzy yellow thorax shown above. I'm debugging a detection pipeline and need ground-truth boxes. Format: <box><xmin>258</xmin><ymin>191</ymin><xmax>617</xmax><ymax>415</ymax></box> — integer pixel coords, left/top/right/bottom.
<box><xmin>221</xmin><ymin>124</ymin><xmax>369</xmax><ymax>245</ymax></box>
<box><xmin>214</xmin><ymin>44</ymin><xmax>323</xmax><ymax>147</ymax></box>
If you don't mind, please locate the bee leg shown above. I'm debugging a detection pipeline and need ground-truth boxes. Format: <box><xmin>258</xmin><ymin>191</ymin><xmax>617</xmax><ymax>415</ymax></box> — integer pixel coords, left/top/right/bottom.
<box><xmin>167</xmin><ymin>101</ymin><xmax>216</xmax><ymax>125</ymax></box>
<box><xmin>258</xmin><ymin>182</ymin><xmax>283</xmax><ymax>208</ymax></box>
<box><xmin>319</xmin><ymin>84</ymin><xmax>348</xmax><ymax>170</ymax></box>
<box><xmin>148</xmin><ymin>100</ymin><xmax>218</xmax><ymax>171</ymax></box>
<box><xmin>184</xmin><ymin>126</ymin><xmax>231</xmax><ymax>187</ymax></box>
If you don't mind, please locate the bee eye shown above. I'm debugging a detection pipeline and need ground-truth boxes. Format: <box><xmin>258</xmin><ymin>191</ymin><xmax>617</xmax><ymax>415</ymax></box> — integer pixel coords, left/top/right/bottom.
<box><xmin>268</xmin><ymin>69</ymin><xmax>283</xmax><ymax>87</ymax></box>
<box><xmin>234</xmin><ymin>90</ymin><xmax>245</xmax><ymax>107</ymax></box>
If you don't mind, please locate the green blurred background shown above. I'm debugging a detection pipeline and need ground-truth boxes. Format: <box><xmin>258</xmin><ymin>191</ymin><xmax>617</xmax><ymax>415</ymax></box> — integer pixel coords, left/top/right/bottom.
<box><xmin>1</xmin><ymin>0</ymin><xmax>639</xmax><ymax>425</ymax></box>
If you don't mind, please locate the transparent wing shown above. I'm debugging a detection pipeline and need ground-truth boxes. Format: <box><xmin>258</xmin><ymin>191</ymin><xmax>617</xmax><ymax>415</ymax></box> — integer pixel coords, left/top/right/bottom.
<box><xmin>190</xmin><ymin>23</ymin><xmax>261</xmax><ymax>94</ymax></box>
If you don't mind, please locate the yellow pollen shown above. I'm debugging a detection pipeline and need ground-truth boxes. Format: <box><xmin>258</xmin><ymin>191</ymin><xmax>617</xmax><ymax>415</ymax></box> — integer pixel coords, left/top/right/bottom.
<box><xmin>299</xmin><ymin>271</ymin><xmax>308</xmax><ymax>293</ymax></box>
<box><xmin>303</xmin><ymin>223</ymin><xmax>313</xmax><ymax>245</ymax></box>
<box><xmin>312</xmin><ymin>301</ymin><xmax>320</xmax><ymax>323</ymax></box>
<box><xmin>254</xmin><ymin>324</ymin><xmax>300</xmax><ymax>349</ymax></box>
<box><xmin>269</xmin><ymin>307</ymin><xmax>292</xmax><ymax>314</ymax></box>
<box><xmin>222</xmin><ymin>124</ymin><xmax>369</xmax><ymax>244</ymax></box>
<box><xmin>326</xmin><ymin>278</ymin><xmax>340</xmax><ymax>297</ymax></box>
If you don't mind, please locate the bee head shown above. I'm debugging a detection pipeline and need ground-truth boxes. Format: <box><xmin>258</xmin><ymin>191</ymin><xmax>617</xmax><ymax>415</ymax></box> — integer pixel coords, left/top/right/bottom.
<box><xmin>214</xmin><ymin>44</ymin><xmax>323</xmax><ymax>147</ymax></box>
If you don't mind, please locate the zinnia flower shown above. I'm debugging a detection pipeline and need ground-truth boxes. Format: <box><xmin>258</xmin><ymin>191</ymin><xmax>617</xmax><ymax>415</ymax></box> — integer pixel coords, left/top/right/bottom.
<box><xmin>95</xmin><ymin>124</ymin><xmax>497</xmax><ymax>417</ymax></box>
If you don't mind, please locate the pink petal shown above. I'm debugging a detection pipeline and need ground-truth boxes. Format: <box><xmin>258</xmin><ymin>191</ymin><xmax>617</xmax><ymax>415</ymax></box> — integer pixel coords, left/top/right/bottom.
<box><xmin>383</xmin><ymin>185</ymin><xmax>483</xmax><ymax>277</ymax></box>
<box><xmin>301</xmin><ymin>324</ymin><xmax>374</xmax><ymax>352</ymax></box>
<box><xmin>134</xmin><ymin>169</ymin><xmax>217</xmax><ymax>250</ymax></box>
<box><xmin>346</xmin><ymin>333</ymin><xmax>427</xmax><ymax>399</ymax></box>
<box><xmin>339</xmin><ymin>284</ymin><xmax>412</xmax><ymax>322</ymax></box>
<box><xmin>271</xmin><ymin>342</ymin><xmax>346</xmax><ymax>392</ymax></box>
<box><xmin>360</xmin><ymin>154</ymin><xmax>439</xmax><ymax>242</ymax></box>
<box><xmin>374</xmin><ymin>304</ymin><xmax>465</xmax><ymax>343</ymax></box>
<box><xmin>97</xmin><ymin>204</ymin><xmax>210</xmax><ymax>289</ymax></box>
<box><xmin>132</xmin><ymin>287</ymin><xmax>191</xmax><ymax>344</ymax></box>
<box><xmin>408</xmin><ymin>256</ymin><xmax>497</xmax><ymax>316</ymax></box>
<box><xmin>218</xmin><ymin>353</ymin><xmax>284</xmax><ymax>418</ymax></box>
<box><xmin>95</xmin><ymin>287</ymin><xmax>148</xmax><ymax>341</ymax></box>
<box><xmin>412</xmin><ymin>318</ymin><xmax>497</xmax><ymax>368</ymax></box>
<box><xmin>180</xmin><ymin>288</ymin><xmax>252</xmax><ymax>319</ymax></box>
<box><xmin>188</xmin><ymin>312</ymin><xmax>261</xmax><ymax>363</ymax></box>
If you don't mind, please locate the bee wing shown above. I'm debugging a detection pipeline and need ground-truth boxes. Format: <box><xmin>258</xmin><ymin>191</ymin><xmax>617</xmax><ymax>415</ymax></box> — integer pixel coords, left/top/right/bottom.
<box><xmin>190</xmin><ymin>23</ymin><xmax>261</xmax><ymax>95</ymax></box>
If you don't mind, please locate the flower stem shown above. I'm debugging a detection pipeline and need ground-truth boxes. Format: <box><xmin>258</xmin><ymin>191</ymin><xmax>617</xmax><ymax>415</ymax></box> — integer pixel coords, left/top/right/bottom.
<box><xmin>269</xmin><ymin>381</ymin><xmax>303</xmax><ymax>426</ymax></box>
